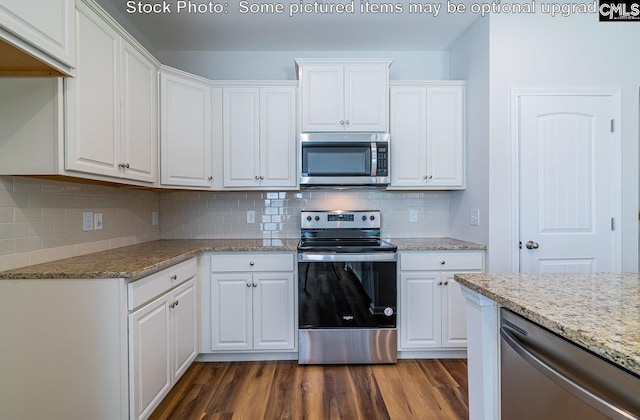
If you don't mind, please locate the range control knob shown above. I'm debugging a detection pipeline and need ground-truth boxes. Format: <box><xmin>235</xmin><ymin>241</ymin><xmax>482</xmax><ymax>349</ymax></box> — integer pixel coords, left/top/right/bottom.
<box><xmin>361</xmin><ymin>215</ymin><xmax>367</xmax><ymax>221</ymax></box>
<box><xmin>314</xmin><ymin>216</ymin><xmax>320</xmax><ymax>221</ymax></box>
<box><xmin>369</xmin><ymin>215</ymin><xmax>375</xmax><ymax>221</ymax></box>
<box><xmin>306</xmin><ymin>216</ymin><xmax>312</xmax><ymax>222</ymax></box>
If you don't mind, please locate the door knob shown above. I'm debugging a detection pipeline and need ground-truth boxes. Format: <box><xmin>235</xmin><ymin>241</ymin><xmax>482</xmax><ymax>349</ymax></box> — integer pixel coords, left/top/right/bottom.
<box><xmin>525</xmin><ymin>241</ymin><xmax>539</xmax><ymax>250</ymax></box>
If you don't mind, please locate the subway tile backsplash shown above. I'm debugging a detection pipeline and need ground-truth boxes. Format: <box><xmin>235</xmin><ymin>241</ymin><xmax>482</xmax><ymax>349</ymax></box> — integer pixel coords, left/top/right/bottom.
<box><xmin>160</xmin><ymin>189</ymin><xmax>450</xmax><ymax>240</ymax></box>
<box><xmin>0</xmin><ymin>175</ymin><xmax>451</xmax><ymax>271</ymax></box>
<box><xmin>0</xmin><ymin>176</ymin><xmax>160</xmax><ymax>272</ymax></box>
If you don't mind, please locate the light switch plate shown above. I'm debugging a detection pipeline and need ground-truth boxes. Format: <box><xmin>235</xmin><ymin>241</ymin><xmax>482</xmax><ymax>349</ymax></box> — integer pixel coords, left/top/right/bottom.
<box><xmin>470</xmin><ymin>209</ymin><xmax>480</xmax><ymax>226</ymax></box>
<box><xmin>409</xmin><ymin>209</ymin><xmax>418</xmax><ymax>223</ymax></box>
<box><xmin>82</xmin><ymin>212</ymin><xmax>94</xmax><ymax>232</ymax></box>
<box><xmin>247</xmin><ymin>210</ymin><xmax>255</xmax><ymax>224</ymax></box>
<box><xmin>94</xmin><ymin>213</ymin><xmax>103</xmax><ymax>230</ymax></box>
<box><xmin>152</xmin><ymin>211</ymin><xmax>159</xmax><ymax>226</ymax></box>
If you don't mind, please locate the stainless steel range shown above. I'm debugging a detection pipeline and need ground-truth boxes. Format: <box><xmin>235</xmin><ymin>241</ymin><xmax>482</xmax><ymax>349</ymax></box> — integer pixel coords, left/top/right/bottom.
<box><xmin>297</xmin><ymin>210</ymin><xmax>398</xmax><ymax>364</ymax></box>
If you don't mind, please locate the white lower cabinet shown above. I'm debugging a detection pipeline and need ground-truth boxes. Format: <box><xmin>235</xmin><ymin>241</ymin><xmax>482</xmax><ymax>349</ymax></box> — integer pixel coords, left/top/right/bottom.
<box><xmin>128</xmin><ymin>258</ymin><xmax>198</xmax><ymax>420</ymax></box>
<box><xmin>399</xmin><ymin>251</ymin><xmax>483</xmax><ymax>352</ymax></box>
<box><xmin>209</xmin><ymin>253</ymin><xmax>295</xmax><ymax>352</ymax></box>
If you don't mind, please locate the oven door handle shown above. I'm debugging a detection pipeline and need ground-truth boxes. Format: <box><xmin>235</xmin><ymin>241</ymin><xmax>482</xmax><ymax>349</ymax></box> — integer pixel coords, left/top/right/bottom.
<box><xmin>298</xmin><ymin>253</ymin><xmax>397</xmax><ymax>262</ymax></box>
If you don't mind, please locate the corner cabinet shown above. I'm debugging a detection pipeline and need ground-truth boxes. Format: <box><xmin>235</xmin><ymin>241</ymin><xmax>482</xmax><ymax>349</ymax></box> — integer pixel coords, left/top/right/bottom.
<box><xmin>0</xmin><ymin>257</ymin><xmax>198</xmax><ymax>420</ymax></box>
<box><xmin>205</xmin><ymin>253</ymin><xmax>296</xmax><ymax>353</ymax></box>
<box><xmin>160</xmin><ymin>66</ymin><xmax>218</xmax><ymax>189</ymax></box>
<box><xmin>0</xmin><ymin>0</ymin><xmax>75</xmax><ymax>75</ymax></box>
<box><xmin>399</xmin><ymin>250</ymin><xmax>483</xmax><ymax>354</ymax></box>
<box><xmin>128</xmin><ymin>258</ymin><xmax>198</xmax><ymax>420</ymax></box>
<box><xmin>66</xmin><ymin>0</ymin><xmax>158</xmax><ymax>184</ymax></box>
<box><xmin>389</xmin><ymin>82</ymin><xmax>466</xmax><ymax>190</ymax></box>
<box><xmin>296</xmin><ymin>59</ymin><xmax>391</xmax><ymax>132</ymax></box>
<box><xmin>222</xmin><ymin>83</ymin><xmax>297</xmax><ymax>189</ymax></box>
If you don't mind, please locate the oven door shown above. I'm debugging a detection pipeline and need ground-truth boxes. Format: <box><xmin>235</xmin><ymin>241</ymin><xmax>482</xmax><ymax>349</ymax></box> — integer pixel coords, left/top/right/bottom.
<box><xmin>298</xmin><ymin>252</ymin><xmax>397</xmax><ymax>329</ymax></box>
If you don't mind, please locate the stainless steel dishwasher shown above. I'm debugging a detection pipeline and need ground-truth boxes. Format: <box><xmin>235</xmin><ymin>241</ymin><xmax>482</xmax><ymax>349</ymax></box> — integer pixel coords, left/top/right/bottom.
<box><xmin>500</xmin><ymin>308</ymin><xmax>640</xmax><ymax>419</ymax></box>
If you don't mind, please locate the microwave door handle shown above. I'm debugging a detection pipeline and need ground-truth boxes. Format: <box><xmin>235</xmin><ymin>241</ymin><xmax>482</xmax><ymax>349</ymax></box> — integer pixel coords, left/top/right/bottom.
<box><xmin>371</xmin><ymin>142</ymin><xmax>378</xmax><ymax>176</ymax></box>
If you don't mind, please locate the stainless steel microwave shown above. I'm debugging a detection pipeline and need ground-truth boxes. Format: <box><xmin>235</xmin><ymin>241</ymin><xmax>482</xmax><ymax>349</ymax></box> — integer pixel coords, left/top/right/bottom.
<box><xmin>299</xmin><ymin>133</ymin><xmax>390</xmax><ymax>187</ymax></box>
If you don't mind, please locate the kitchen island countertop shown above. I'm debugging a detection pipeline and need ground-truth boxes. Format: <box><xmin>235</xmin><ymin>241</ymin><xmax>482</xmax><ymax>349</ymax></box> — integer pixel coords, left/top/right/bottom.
<box><xmin>454</xmin><ymin>272</ymin><xmax>640</xmax><ymax>377</ymax></box>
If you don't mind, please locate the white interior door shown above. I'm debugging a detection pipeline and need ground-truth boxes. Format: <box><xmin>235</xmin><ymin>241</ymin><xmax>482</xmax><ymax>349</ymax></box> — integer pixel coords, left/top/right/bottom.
<box><xmin>517</xmin><ymin>91</ymin><xmax>620</xmax><ymax>273</ymax></box>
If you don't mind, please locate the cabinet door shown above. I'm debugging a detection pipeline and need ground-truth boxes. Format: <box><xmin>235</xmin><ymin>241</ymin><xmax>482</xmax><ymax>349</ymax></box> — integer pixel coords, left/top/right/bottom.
<box><xmin>129</xmin><ymin>294</ymin><xmax>171</xmax><ymax>420</ymax></box>
<box><xmin>441</xmin><ymin>273</ymin><xmax>468</xmax><ymax>348</ymax></box>
<box><xmin>66</xmin><ymin>3</ymin><xmax>121</xmax><ymax>178</ymax></box>
<box><xmin>390</xmin><ymin>86</ymin><xmax>428</xmax><ymax>188</ymax></box>
<box><xmin>344</xmin><ymin>65</ymin><xmax>388</xmax><ymax>132</ymax></box>
<box><xmin>0</xmin><ymin>0</ymin><xmax>75</xmax><ymax>68</ymax></box>
<box><xmin>253</xmin><ymin>272</ymin><xmax>295</xmax><ymax>350</ymax></box>
<box><xmin>120</xmin><ymin>41</ymin><xmax>157</xmax><ymax>183</ymax></box>
<box><xmin>223</xmin><ymin>87</ymin><xmax>260</xmax><ymax>187</ymax></box>
<box><xmin>210</xmin><ymin>273</ymin><xmax>252</xmax><ymax>350</ymax></box>
<box><xmin>259</xmin><ymin>86</ymin><xmax>297</xmax><ymax>188</ymax></box>
<box><xmin>171</xmin><ymin>279</ymin><xmax>198</xmax><ymax>382</ymax></box>
<box><xmin>160</xmin><ymin>71</ymin><xmax>212</xmax><ymax>187</ymax></box>
<box><xmin>399</xmin><ymin>272</ymin><xmax>441</xmax><ymax>349</ymax></box>
<box><xmin>426</xmin><ymin>85</ymin><xmax>465</xmax><ymax>187</ymax></box>
<box><xmin>300</xmin><ymin>65</ymin><xmax>344</xmax><ymax>132</ymax></box>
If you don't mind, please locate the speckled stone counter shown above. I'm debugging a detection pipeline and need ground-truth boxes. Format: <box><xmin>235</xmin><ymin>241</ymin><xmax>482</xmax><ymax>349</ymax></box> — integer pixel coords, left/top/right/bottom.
<box><xmin>454</xmin><ymin>272</ymin><xmax>640</xmax><ymax>377</ymax></box>
<box><xmin>0</xmin><ymin>237</ymin><xmax>485</xmax><ymax>281</ymax></box>
<box><xmin>391</xmin><ymin>237</ymin><xmax>486</xmax><ymax>251</ymax></box>
<box><xmin>0</xmin><ymin>239</ymin><xmax>298</xmax><ymax>280</ymax></box>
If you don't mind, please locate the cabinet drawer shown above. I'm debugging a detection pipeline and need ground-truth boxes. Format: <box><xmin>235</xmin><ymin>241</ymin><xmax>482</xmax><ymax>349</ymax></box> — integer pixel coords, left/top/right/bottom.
<box><xmin>400</xmin><ymin>251</ymin><xmax>483</xmax><ymax>271</ymax></box>
<box><xmin>128</xmin><ymin>258</ymin><xmax>197</xmax><ymax>310</ymax></box>
<box><xmin>210</xmin><ymin>253</ymin><xmax>294</xmax><ymax>272</ymax></box>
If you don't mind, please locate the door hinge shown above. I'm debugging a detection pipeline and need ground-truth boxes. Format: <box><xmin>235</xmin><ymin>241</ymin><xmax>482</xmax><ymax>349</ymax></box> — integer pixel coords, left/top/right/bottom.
<box><xmin>611</xmin><ymin>119</ymin><xmax>615</xmax><ymax>133</ymax></box>
<box><xmin>611</xmin><ymin>217</ymin><xmax>616</xmax><ymax>231</ymax></box>
<box><xmin>519</xmin><ymin>241</ymin><xmax>522</xmax><ymax>249</ymax></box>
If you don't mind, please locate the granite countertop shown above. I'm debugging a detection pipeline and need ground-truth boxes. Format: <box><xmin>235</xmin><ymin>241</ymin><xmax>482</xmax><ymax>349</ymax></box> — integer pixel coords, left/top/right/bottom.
<box><xmin>0</xmin><ymin>237</ymin><xmax>485</xmax><ymax>281</ymax></box>
<box><xmin>391</xmin><ymin>237</ymin><xmax>486</xmax><ymax>251</ymax></box>
<box><xmin>0</xmin><ymin>239</ymin><xmax>299</xmax><ymax>280</ymax></box>
<box><xmin>454</xmin><ymin>272</ymin><xmax>640</xmax><ymax>377</ymax></box>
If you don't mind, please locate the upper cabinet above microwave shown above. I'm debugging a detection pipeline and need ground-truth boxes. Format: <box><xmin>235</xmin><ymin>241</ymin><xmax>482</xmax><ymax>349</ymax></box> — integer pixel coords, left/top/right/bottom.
<box><xmin>0</xmin><ymin>0</ymin><xmax>75</xmax><ymax>76</ymax></box>
<box><xmin>296</xmin><ymin>59</ymin><xmax>392</xmax><ymax>132</ymax></box>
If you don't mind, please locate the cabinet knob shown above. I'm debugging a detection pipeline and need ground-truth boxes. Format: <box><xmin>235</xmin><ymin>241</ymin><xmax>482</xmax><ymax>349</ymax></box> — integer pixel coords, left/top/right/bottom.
<box><xmin>252</xmin><ymin>283</ymin><xmax>257</xmax><ymax>288</ymax></box>
<box><xmin>124</xmin><ymin>163</ymin><xmax>130</xmax><ymax>169</ymax></box>
<box><xmin>440</xmin><ymin>260</ymin><xmax>446</xmax><ymax>265</ymax></box>
<box><xmin>259</xmin><ymin>176</ymin><xmax>264</xmax><ymax>180</ymax></box>
<box><xmin>247</xmin><ymin>283</ymin><xmax>252</xmax><ymax>287</ymax></box>
<box><xmin>444</xmin><ymin>281</ymin><xmax>449</xmax><ymax>286</ymax></box>
<box><xmin>345</xmin><ymin>120</ymin><xmax>350</xmax><ymax>125</ymax></box>
<box><xmin>170</xmin><ymin>275</ymin><xmax>177</xmax><ymax>281</ymax></box>
<box><xmin>249</xmin><ymin>261</ymin><xmax>255</xmax><ymax>266</ymax></box>
<box><xmin>339</xmin><ymin>120</ymin><xmax>345</xmax><ymax>125</ymax></box>
<box><xmin>255</xmin><ymin>176</ymin><xmax>260</xmax><ymax>180</ymax></box>
<box><xmin>208</xmin><ymin>176</ymin><xmax>213</xmax><ymax>180</ymax></box>
<box><xmin>438</xmin><ymin>281</ymin><xmax>443</xmax><ymax>286</ymax></box>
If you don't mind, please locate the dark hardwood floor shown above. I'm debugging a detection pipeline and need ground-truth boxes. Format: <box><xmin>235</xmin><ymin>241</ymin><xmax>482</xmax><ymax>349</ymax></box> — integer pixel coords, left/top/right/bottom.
<box><xmin>150</xmin><ymin>359</ymin><xmax>468</xmax><ymax>419</ymax></box>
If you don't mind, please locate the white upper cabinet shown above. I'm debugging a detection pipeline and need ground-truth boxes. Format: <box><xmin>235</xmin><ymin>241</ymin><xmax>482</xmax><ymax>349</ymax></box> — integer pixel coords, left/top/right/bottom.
<box><xmin>222</xmin><ymin>83</ymin><xmax>297</xmax><ymax>189</ymax></box>
<box><xmin>296</xmin><ymin>59</ymin><xmax>391</xmax><ymax>132</ymax></box>
<box><xmin>0</xmin><ymin>0</ymin><xmax>75</xmax><ymax>75</ymax></box>
<box><xmin>160</xmin><ymin>67</ymin><xmax>215</xmax><ymax>188</ymax></box>
<box><xmin>389</xmin><ymin>82</ymin><xmax>466</xmax><ymax>190</ymax></box>
<box><xmin>66</xmin><ymin>0</ymin><xmax>158</xmax><ymax>184</ymax></box>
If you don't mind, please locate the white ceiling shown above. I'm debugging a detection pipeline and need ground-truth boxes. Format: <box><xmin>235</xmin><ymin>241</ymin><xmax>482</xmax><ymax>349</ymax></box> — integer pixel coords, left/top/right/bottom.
<box><xmin>99</xmin><ymin>0</ymin><xmax>480</xmax><ymax>51</ymax></box>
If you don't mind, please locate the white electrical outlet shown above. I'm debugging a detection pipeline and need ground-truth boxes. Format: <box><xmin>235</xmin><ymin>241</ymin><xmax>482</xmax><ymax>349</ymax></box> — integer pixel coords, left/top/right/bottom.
<box><xmin>94</xmin><ymin>213</ymin><xmax>103</xmax><ymax>230</ymax></box>
<box><xmin>82</xmin><ymin>212</ymin><xmax>94</xmax><ymax>232</ymax></box>
<box><xmin>470</xmin><ymin>209</ymin><xmax>480</xmax><ymax>226</ymax></box>
<box><xmin>247</xmin><ymin>210</ymin><xmax>255</xmax><ymax>224</ymax></box>
<box><xmin>409</xmin><ymin>209</ymin><xmax>418</xmax><ymax>223</ymax></box>
<box><xmin>152</xmin><ymin>211</ymin><xmax>159</xmax><ymax>226</ymax></box>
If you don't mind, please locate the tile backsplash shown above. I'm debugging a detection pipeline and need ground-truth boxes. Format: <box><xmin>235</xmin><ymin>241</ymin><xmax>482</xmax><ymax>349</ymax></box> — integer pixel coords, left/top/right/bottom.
<box><xmin>0</xmin><ymin>175</ymin><xmax>451</xmax><ymax>271</ymax></box>
<box><xmin>0</xmin><ymin>176</ymin><xmax>160</xmax><ymax>272</ymax></box>
<box><xmin>160</xmin><ymin>189</ymin><xmax>450</xmax><ymax>240</ymax></box>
